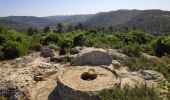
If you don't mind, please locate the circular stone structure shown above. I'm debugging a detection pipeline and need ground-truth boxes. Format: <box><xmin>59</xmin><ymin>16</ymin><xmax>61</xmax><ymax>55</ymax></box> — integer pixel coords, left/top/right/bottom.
<box><xmin>56</xmin><ymin>66</ymin><xmax>120</xmax><ymax>100</ymax></box>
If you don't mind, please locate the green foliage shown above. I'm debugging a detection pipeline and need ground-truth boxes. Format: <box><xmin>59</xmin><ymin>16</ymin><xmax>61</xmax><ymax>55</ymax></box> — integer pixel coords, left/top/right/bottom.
<box><xmin>41</xmin><ymin>33</ymin><xmax>59</xmax><ymax>45</ymax></box>
<box><xmin>100</xmin><ymin>85</ymin><xmax>161</xmax><ymax>100</ymax></box>
<box><xmin>0</xmin><ymin>25</ymin><xmax>30</xmax><ymax>59</ymax></box>
<box><xmin>0</xmin><ymin>34</ymin><xmax>6</xmax><ymax>45</ymax></box>
<box><xmin>29</xmin><ymin>42</ymin><xmax>42</xmax><ymax>52</ymax></box>
<box><xmin>2</xmin><ymin>41</ymin><xmax>27</xmax><ymax>59</ymax></box>
<box><xmin>73</xmin><ymin>33</ymin><xmax>85</xmax><ymax>46</ymax></box>
<box><xmin>58</xmin><ymin>36</ymin><xmax>73</xmax><ymax>55</ymax></box>
<box><xmin>153</xmin><ymin>36</ymin><xmax>170</xmax><ymax>57</ymax></box>
<box><xmin>27</xmin><ymin>27</ymin><xmax>39</xmax><ymax>36</ymax></box>
<box><xmin>122</xmin><ymin>43</ymin><xmax>141</xmax><ymax>57</ymax></box>
<box><xmin>123</xmin><ymin>30</ymin><xmax>153</xmax><ymax>44</ymax></box>
<box><xmin>43</xmin><ymin>26</ymin><xmax>50</xmax><ymax>33</ymax></box>
<box><xmin>56</xmin><ymin>23</ymin><xmax>64</xmax><ymax>33</ymax></box>
<box><xmin>0</xmin><ymin>24</ymin><xmax>7</xmax><ymax>34</ymax></box>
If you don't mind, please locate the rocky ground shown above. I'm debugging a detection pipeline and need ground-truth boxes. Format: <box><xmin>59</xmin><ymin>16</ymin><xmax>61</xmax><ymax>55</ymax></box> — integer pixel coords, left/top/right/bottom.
<box><xmin>0</xmin><ymin>47</ymin><xmax>169</xmax><ymax>100</ymax></box>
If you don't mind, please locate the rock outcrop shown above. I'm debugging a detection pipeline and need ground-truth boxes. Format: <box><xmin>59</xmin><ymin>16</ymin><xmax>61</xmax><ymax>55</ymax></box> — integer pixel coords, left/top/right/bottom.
<box><xmin>70</xmin><ymin>47</ymin><xmax>82</xmax><ymax>54</ymax></box>
<box><xmin>71</xmin><ymin>48</ymin><xmax>112</xmax><ymax>66</ymax></box>
<box><xmin>120</xmin><ymin>75</ymin><xmax>146</xmax><ymax>88</ymax></box>
<box><xmin>0</xmin><ymin>80</ymin><xmax>29</xmax><ymax>100</ymax></box>
<box><xmin>107</xmin><ymin>49</ymin><xmax>129</xmax><ymax>61</ymax></box>
<box><xmin>40</xmin><ymin>47</ymin><xmax>56</xmax><ymax>58</ymax></box>
<box><xmin>136</xmin><ymin>70</ymin><xmax>166</xmax><ymax>84</ymax></box>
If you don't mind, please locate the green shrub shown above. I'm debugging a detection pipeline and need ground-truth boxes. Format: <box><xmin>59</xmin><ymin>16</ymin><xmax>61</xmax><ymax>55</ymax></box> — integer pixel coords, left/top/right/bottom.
<box><xmin>2</xmin><ymin>41</ymin><xmax>27</xmax><ymax>59</ymax></box>
<box><xmin>27</xmin><ymin>27</ymin><xmax>39</xmax><ymax>36</ymax></box>
<box><xmin>122</xmin><ymin>43</ymin><xmax>141</xmax><ymax>57</ymax></box>
<box><xmin>58</xmin><ymin>36</ymin><xmax>73</xmax><ymax>55</ymax></box>
<box><xmin>100</xmin><ymin>85</ymin><xmax>161</xmax><ymax>100</ymax></box>
<box><xmin>41</xmin><ymin>33</ymin><xmax>59</xmax><ymax>45</ymax></box>
<box><xmin>29</xmin><ymin>42</ymin><xmax>42</xmax><ymax>52</ymax></box>
<box><xmin>0</xmin><ymin>34</ymin><xmax>6</xmax><ymax>45</ymax></box>
<box><xmin>73</xmin><ymin>33</ymin><xmax>85</xmax><ymax>46</ymax></box>
<box><xmin>123</xmin><ymin>30</ymin><xmax>153</xmax><ymax>44</ymax></box>
<box><xmin>153</xmin><ymin>36</ymin><xmax>170</xmax><ymax>57</ymax></box>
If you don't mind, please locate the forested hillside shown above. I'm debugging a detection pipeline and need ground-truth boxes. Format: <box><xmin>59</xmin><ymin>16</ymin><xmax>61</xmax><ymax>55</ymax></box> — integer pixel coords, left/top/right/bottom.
<box><xmin>1</xmin><ymin>9</ymin><xmax>170</xmax><ymax>34</ymax></box>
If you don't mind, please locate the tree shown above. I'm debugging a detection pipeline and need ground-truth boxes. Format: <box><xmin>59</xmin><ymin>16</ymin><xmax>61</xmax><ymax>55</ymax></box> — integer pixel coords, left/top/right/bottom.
<box><xmin>67</xmin><ymin>24</ymin><xmax>74</xmax><ymax>32</ymax></box>
<box><xmin>0</xmin><ymin>34</ymin><xmax>6</xmax><ymax>45</ymax></box>
<box><xmin>27</xmin><ymin>27</ymin><xmax>39</xmax><ymax>36</ymax></box>
<box><xmin>0</xmin><ymin>24</ymin><xmax>7</xmax><ymax>34</ymax></box>
<box><xmin>75</xmin><ymin>23</ymin><xmax>85</xmax><ymax>30</ymax></box>
<box><xmin>43</xmin><ymin>26</ymin><xmax>50</xmax><ymax>33</ymax></box>
<box><xmin>56</xmin><ymin>23</ymin><xmax>64</xmax><ymax>33</ymax></box>
<box><xmin>73</xmin><ymin>34</ymin><xmax>85</xmax><ymax>46</ymax></box>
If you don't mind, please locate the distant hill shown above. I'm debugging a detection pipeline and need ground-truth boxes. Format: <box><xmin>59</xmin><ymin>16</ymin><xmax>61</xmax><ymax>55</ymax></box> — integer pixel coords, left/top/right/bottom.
<box><xmin>84</xmin><ymin>10</ymin><xmax>141</xmax><ymax>28</ymax></box>
<box><xmin>0</xmin><ymin>15</ymin><xmax>94</xmax><ymax>31</ymax></box>
<box><xmin>1</xmin><ymin>9</ymin><xmax>170</xmax><ymax>34</ymax></box>
<box><xmin>123</xmin><ymin>10</ymin><xmax>170</xmax><ymax>34</ymax></box>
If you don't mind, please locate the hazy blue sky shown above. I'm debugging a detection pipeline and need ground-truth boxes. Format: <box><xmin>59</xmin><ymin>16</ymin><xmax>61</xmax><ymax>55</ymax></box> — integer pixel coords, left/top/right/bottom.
<box><xmin>0</xmin><ymin>0</ymin><xmax>170</xmax><ymax>17</ymax></box>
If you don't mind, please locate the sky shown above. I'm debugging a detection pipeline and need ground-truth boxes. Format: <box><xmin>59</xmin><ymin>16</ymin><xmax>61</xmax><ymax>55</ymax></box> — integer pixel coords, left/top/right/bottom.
<box><xmin>0</xmin><ymin>0</ymin><xmax>170</xmax><ymax>17</ymax></box>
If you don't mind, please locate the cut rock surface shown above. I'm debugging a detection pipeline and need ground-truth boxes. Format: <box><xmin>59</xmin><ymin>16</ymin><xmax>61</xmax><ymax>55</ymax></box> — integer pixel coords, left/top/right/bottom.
<box><xmin>71</xmin><ymin>48</ymin><xmax>112</xmax><ymax>66</ymax></box>
<box><xmin>55</xmin><ymin>66</ymin><xmax>120</xmax><ymax>100</ymax></box>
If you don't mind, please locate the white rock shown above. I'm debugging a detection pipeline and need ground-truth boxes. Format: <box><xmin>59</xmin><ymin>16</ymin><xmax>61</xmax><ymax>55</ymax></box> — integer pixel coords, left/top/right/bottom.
<box><xmin>71</xmin><ymin>48</ymin><xmax>112</xmax><ymax>66</ymax></box>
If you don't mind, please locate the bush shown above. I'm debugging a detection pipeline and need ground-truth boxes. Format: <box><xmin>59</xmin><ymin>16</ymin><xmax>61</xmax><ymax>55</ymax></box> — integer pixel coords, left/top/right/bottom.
<box><xmin>73</xmin><ymin>34</ymin><xmax>85</xmax><ymax>46</ymax></box>
<box><xmin>122</xmin><ymin>43</ymin><xmax>141</xmax><ymax>57</ymax></box>
<box><xmin>2</xmin><ymin>41</ymin><xmax>27</xmax><ymax>59</ymax></box>
<box><xmin>0</xmin><ymin>34</ymin><xmax>6</xmax><ymax>45</ymax></box>
<box><xmin>58</xmin><ymin>36</ymin><xmax>73</xmax><ymax>55</ymax></box>
<box><xmin>41</xmin><ymin>33</ymin><xmax>59</xmax><ymax>45</ymax></box>
<box><xmin>100</xmin><ymin>85</ymin><xmax>161</xmax><ymax>100</ymax></box>
<box><xmin>123</xmin><ymin>30</ymin><xmax>153</xmax><ymax>44</ymax></box>
<box><xmin>27</xmin><ymin>27</ymin><xmax>39</xmax><ymax>36</ymax></box>
<box><xmin>29</xmin><ymin>42</ymin><xmax>42</xmax><ymax>52</ymax></box>
<box><xmin>153</xmin><ymin>36</ymin><xmax>170</xmax><ymax>57</ymax></box>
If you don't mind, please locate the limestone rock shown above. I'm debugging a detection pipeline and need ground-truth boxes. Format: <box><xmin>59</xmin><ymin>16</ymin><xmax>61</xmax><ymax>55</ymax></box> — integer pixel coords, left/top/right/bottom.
<box><xmin>70</xmin><ymin>47</ymin><xmax>81</xmax><ymax>54</ymax></box>
<box><xmin>40</xmin><ymin>47</ymin><xmax>56</xmax><ymax>58</ymax></box>
<box><xmin>136</xmin><ymin>70</ymin><xmax>166</xmax><ymax>83</ymax></box>
<box><xmin>112</xmin><ymin>60</ymin><xmax>122</xmax><ymax>69</ymax></box>
<box><xmin>37</xmin><ymin>62</ymin><xmax>54</xmax><ymax>69</ymax></box>
<box><xmin>71</xmin><ymin>48</ymin><xmax>112</xmax><ymax>66</ymax></box>
<box><xmin>107</xmin><ymin>49</ymin><xmax>129</xmax><ymax>61</ymax></box>
<box><xmin>0</xmin><ymin>80</ymin><xmax>29</xmax><ymax>100</ymax></box>
<box><xmin>50</xmin><ymin>55</ymin><xmax>77</xmax><ymax>63</ymax></box>
<box><xmin>54</xmin><ymin>66</ymin><xmax>120</xmax><ymax>100</ymax></box>
<box><xmin>141</xmin><ymin>53</ymin><xmax>163</xmax><ymax>64</ymax></box>
<box><xmin>121</xmin><ymin>75</ymin><xmax>146</xmax><ymax>88</ymax></box>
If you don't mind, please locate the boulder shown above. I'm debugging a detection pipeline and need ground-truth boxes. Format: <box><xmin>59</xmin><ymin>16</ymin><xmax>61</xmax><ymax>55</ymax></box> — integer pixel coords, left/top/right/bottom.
<box><xmin>70</xmin><ymin>47</ymin><xmax>81</xmax><ymax>54</ymax></box>
<box><xmin>40</xmin><ymin>47</ymin><xmax>56</xmax><ymax>58</ymax></box>
<box><xmin>136</xmin><ymin>70</ymin><xmax>166</xmax><ymax>83</ymax></box>
<box><xmin>107</xmin><ymin>49</ymin><xmax>129</xmax><ymax>61</ymax></box>
<box><xmin>71</xmin><ymin>48</ymin><xmax>112</xmax><ymax>66</ymax></box>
